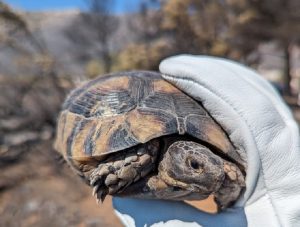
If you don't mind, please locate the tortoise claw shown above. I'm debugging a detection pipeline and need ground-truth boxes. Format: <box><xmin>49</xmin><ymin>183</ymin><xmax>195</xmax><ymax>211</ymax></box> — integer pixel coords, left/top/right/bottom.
<box><xmin>97</xmin><ymin>189</ymin><xmax>107</xmax><ymax>203</ymax></box>
<box><xmin>92</xmin><ymin>184</ymin><xmax>99</xmax><ymax>196</ymax></box>
<box><xmin>100</xmin><ymin>190</ymin><xmax>107</xmax><ymax>202</ymax></box>
<box><xmin>93</xmin><ymin>184</ymin><xmax>108</xmax><ymax>203</ymax></box>
<box><xmin>90</xmin><ymin>175</ymin><xmax>101</xmax><ymax>186</ymax></box>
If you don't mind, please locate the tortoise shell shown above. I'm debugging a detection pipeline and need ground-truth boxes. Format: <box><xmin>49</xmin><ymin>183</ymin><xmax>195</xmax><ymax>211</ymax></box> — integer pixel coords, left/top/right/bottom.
<box><xmin>54</xmin><ymin>71</ymin><xmax>242</xmax><ymax>169</ymax></box>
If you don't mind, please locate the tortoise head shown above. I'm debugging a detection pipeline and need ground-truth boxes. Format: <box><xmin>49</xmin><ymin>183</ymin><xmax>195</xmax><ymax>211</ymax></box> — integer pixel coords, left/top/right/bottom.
<box><xmin>158</xmin><ymin>141</ymin><xmax>225</xmax><ymax>195</ymax></box>
<box><xmin>125</xmin><ymin>140</ymin><xmax>245</xmax><ymax>208</ymax></box>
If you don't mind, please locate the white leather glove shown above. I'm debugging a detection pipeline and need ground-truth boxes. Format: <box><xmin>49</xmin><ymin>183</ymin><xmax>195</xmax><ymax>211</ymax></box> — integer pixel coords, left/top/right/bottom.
<box><xmin>113</xmin><ymin>55</ymin><xmax>300</xmax><ymax>227</ymax></box>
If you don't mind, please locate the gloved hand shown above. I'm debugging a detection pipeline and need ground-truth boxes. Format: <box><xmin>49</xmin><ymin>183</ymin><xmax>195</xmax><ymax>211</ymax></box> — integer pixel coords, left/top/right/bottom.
<box><xmin>113</xmin><ymin>55</ymin><xmax>300</xmax><ymax>227</ymax></box>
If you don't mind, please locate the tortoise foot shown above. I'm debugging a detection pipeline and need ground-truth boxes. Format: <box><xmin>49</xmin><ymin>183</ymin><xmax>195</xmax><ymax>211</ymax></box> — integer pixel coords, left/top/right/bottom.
<box><xmin>90</xmin><ymin>141</ymin><xmax>159</xmax><ymax>203</ymax></box>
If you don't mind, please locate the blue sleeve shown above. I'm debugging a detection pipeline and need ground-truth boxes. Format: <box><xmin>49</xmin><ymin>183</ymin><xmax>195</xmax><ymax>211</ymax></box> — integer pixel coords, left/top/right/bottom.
<box><xmin>112</xmin><ymin>198</ymin><xmax>247</xmax><ymax>227</ymax></box>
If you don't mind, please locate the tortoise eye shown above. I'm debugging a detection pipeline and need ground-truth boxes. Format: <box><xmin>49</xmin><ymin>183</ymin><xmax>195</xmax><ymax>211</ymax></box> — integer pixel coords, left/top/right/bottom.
<box><xmin>187</xmin><ymin>158</ymin><xmax>204</xmax><ymax>173</ymax></box>
<box><xmin>190</xmin><ymin>159</ymin><xmax>200</xmax><ymax>169</ymax></box>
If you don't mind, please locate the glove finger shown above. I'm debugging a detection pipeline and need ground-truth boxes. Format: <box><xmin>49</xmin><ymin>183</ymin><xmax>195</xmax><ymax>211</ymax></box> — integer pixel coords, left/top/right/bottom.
<box><xmin>113</xmin><ymin>197</ymin><xmax>247</xmax><ymax>227</ymax></box>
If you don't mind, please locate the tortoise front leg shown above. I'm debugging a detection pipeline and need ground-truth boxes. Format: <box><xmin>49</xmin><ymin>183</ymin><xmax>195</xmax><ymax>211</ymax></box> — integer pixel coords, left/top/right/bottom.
<box><xmin>90</xmin><ymin>140</ymin><xmax>159</xmax><ymax>203</ymax></box>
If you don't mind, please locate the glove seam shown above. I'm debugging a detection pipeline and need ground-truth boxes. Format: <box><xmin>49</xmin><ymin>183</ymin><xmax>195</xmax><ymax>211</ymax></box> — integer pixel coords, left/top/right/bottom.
<box><xmin>162</xmin><ymin>73</ymin><xmax>283</xmax><ymax>226</ymax></box>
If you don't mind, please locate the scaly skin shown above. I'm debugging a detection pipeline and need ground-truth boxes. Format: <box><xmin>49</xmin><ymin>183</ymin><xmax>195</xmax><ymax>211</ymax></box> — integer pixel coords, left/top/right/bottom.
<box><xmin>90</xmin><ymin>140</ymin><xmax>160</xmax><ymax>203</ymax></box>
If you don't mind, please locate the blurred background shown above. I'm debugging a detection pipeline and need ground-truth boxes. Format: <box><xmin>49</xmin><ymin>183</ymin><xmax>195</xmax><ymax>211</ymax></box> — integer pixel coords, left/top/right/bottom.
<box><xmin>0</xmin><ymin>0</ymin><xmax>299</xmax><ymax>226</ymax></box>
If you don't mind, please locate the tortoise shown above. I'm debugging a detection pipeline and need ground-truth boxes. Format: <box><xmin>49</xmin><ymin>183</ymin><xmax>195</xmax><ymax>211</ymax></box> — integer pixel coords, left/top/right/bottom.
<box><xmin>54</xmin><ymin>71</ymin><xmax>246</xmax><ymax>210</ymax></box>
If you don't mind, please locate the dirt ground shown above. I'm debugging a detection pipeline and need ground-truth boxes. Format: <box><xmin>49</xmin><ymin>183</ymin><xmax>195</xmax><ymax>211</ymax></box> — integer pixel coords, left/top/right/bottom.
<box><xmin>0</xmin><ymin>140</ymin><xmax>123</xmax><ymax>227</ymax></box>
